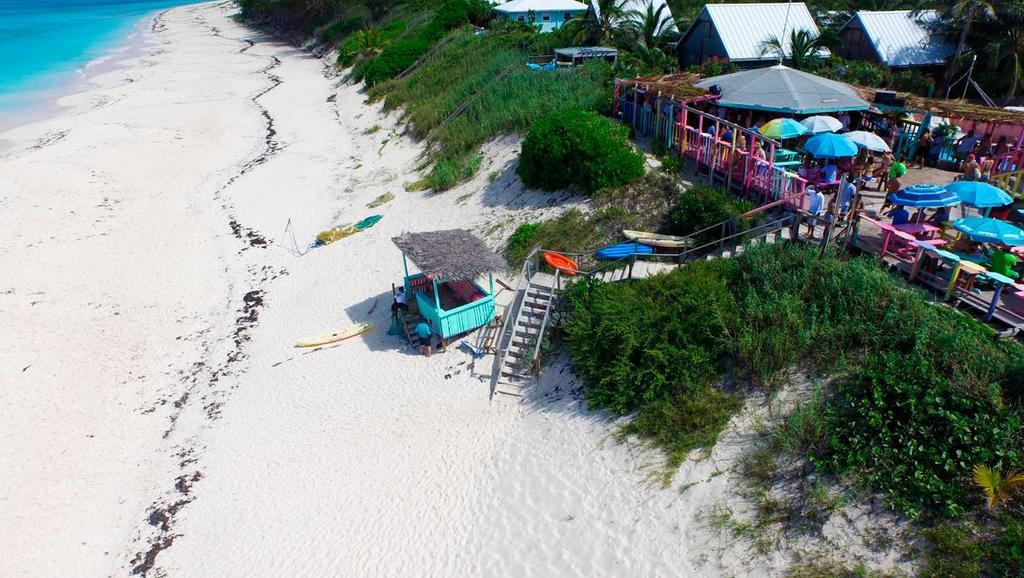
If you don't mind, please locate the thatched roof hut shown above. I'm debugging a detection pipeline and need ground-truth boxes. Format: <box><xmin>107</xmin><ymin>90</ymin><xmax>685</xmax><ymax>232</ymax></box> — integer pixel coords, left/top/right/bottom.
<box><xmin>617</xmin><ymin>72</ymin><xmax>707</xmax><ymax>101</ymax></box>
<box><xmin>392</xmin><ymin>229</ymin><xmax>507</xmax><ymax>280</ymax></box>
<box><xmin>852</xmin><ymin>86</ymin><xmax>1024</xmax><ymax>125</ymax></box>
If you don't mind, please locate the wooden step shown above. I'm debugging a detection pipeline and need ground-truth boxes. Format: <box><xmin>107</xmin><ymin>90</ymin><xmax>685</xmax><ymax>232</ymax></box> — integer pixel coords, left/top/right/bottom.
<box><xmin>516</xmin><ymin>320</ymin><xmax>543</xmax><ymax>330</ymax></box>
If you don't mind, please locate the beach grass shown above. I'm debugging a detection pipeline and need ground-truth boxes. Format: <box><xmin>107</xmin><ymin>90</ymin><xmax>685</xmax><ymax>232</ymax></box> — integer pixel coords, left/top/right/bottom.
<box><xmin>369</xmin><ymin>30</ymin><xmax>612</xmax><ymax>190</ymax></box>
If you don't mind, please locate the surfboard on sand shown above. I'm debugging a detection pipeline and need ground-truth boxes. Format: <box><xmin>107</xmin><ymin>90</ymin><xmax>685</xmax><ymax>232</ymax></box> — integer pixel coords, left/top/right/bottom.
<box><xmin>295</xmin><ymin>322</ymin><xmax>373</xmax><ymax>348</ymax></box>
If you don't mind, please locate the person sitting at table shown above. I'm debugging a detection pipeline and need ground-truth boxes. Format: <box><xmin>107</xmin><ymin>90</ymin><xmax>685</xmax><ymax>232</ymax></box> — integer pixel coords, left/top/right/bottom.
<box><xmin>990</xmin><ymin>245</ymin><xmax>1020</xmax><ymax>280</ymax></box>
<box><xmin>961</xmin><ymin>153</ymin><xmax>981</xmax><ymax>181</ymax></box>
<box><xmin>996</xmin><ymin>135</ymin><xmax>1010</xmax><ymax>157</ymax></box>
<box><xmin>927</xmin><ymin>205</ymin><xmax>952</xmax><ymax>225</ymax></box>
<box><xmin>886</xmin><ymin>204</ymin><xmax>910</xmax><ymax>226</ymax></box>
<box><xmin>980</xmin><ymin>156</ymin><xmax>995</xmax><ymax>181</ymax></box>
<box><xmin>989</xmin><ymin>204</ymin><xmax>1012</xmax><ymax>220</ymax></box>
<box><xmin>822</xmin><ymin>161</ymin><xmax>837</xmax><ymax>183</ymax></box>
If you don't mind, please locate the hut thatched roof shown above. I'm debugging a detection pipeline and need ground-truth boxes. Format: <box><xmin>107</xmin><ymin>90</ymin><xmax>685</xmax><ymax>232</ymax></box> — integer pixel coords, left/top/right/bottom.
<box><xmin>393</xmin><ymin>229</ymin><xmax>507</xmax><ymax>280</ymax></box>
<box><xmin>618</xmin><ymin>72</ymin><xmax>707</xmax><ymax>101</ymax></box>
<box><xmin>852</xmin><ymin>86</ymin><xmax>1024</xmax><ymax>125</ymax></box>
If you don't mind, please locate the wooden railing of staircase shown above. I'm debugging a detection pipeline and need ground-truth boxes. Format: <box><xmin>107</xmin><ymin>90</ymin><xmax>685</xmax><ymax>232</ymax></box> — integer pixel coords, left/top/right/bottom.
<box><xmin>530</xmin><ymin>269</ymin><xmax>559</xmax><ymax>376</ymax></box>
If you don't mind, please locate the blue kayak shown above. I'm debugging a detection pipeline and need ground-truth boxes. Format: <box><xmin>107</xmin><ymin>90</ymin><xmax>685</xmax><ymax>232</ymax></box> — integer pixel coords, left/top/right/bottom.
<box><xmin>595</xmin><ymin>242</ymin><xmax>655</xmax><ymax>260</ymax></box>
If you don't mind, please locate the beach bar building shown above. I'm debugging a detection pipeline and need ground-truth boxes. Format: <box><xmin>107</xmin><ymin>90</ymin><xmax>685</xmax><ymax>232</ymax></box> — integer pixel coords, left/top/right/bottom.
<box><xmin>392</xmin><ymin>229</ymin><xmax>507</xmax><ymax>340</ymax></box>
<box><xmin>837</xmin><ymin>10</ymin><xmax>953</xmax><ymax>71</ymax></box>
<box><xmin>494</xmin><ymin>0</ymin><xmax>588</xmax><ymax>32</ymax></box>
<box><xmin>676</xmin><ymin>2</ymin><xmax>825</xmax><ymax>69</ymax></box>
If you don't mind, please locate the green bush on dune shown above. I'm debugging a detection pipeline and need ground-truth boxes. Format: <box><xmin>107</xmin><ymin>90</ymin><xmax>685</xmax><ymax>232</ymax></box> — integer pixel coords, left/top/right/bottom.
<box><xmin>518</xmin><ymin>109</ymin><xmax>644</xmax><ymax>195</ymax></box>
<box><xmin>360</xmin><ymin>0</ymin><xmax>491</xmax><ymax>85</ymax></box>
<box><xmin>561</xmin><ymin>243</ymin><xmax>1024</xmax><ymax>514</ymax></box>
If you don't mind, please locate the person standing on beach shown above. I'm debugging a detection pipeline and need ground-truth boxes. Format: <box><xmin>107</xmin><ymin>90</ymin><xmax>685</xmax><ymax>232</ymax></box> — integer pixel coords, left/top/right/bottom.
<box><xmin>415</xmin><ymin>321</ymin><xmax>433</xmax><ymax>357</ymax></box>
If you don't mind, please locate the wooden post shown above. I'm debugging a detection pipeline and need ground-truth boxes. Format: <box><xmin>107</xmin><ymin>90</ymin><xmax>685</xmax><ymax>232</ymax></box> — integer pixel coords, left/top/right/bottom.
<box><xmin>433</xmin><ymin>278</ymin><xmax>441</xmax><ymax>311</ymax></box>
<box><xmin>697</xmin><ymin>113</ymin><xmax>705</xmax><ymax>168</ymax></box>
<box><xmin>727</xmin><ymin>127</ymin><xmax>738</xmax><ymax>191</ymax></box>
<box><xmin>909</xmin><ymin>245</ymin><xmax>925</xmax><ymax>281</ymax></box>
<box><xmin>679</xmin><ymin>108</ymin><xmax>688</xmax><ymax>157</ymax></box>
<box><xmin>766</xmin><ymin>141</ymin><xmax>776</xmax><ymax>203</ymax></box>
<box><xmin>489</xmin><ymin>273</ymin><xmax>494</xmax><ymax>295</ymax></box>
<box><xmin>402</xmin><ymin>254</ymin><xmax>410</xmax><ymax>293</ymax></box>
<box><xmin>987</xmin><ymin>282</ymin><xmax>1006</xmax><ymax>321</ymax></box>
<box><xmin>945</xmin><ymin>261</ymin><xmax>963</xmax><ymax>301</ymax></box>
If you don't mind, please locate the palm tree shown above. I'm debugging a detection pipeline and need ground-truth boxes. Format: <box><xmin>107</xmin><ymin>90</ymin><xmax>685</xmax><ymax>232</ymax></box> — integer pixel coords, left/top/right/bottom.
<box><xmin>758</xmin><ymin>29</ymin><xmax>839</xmax><ymax>71</ymax></box>
<box><xmin>924</xmin><ymin>1</ymin><xmax>997</xmax><ymax>88</ymax></box>
<box><xmin>973</xmin><ymin>464</ymin><xmax>1024</xmax><ymax>510</ymax></box>
<box><xmin>572</xmin><ymin>0</ymin><xmax>633</xmax><ymax>46</ymax></box>
<box><xmin>625</xmin><ymin>3</ymin><xmax>678</xmax><ymax>51</ymax></box>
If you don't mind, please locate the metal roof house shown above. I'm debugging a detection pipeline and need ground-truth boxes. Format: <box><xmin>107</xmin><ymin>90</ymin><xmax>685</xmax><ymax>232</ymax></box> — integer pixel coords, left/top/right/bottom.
<box><xmin>494</xmin><ymin>0</ymin><xmax>589</xmax><ymax>32</ymax></box>
<box><xmin>676</xmin><ymin>2</ymin><xmax>825</xmax><ymax>69</ymax></box>
<box><xmin>837</xmin><ymin>10</ymin><xmax>954</xmax><ymax>68</ymax></box>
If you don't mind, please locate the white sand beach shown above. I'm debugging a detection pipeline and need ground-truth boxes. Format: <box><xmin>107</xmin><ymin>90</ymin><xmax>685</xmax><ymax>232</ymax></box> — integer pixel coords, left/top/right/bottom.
<box><xmin>0</xmin><ymin>3</ymin><xmax>912</xmax><ymax>576</ymax></box>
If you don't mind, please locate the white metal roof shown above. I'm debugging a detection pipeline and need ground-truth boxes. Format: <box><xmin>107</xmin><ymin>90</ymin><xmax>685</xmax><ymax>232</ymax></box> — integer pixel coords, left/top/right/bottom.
<box><xmin>495</xmin><ymin>0</ymin><xmax>588</xmax><ymax>13</ymax></box>
<box><xmin>845</xmin><ymin>10</ymin><xmax>954</xmax><ymax>67</ymax></box>
<box><xmin>590</xmin><ymin>0</ymin><xmax>678</xmax><ymax>33</ymax></box>
<box><xmin>686</xmin><ymin>2</ymin><xmax>823</xmax><ymax>62</ymax></box>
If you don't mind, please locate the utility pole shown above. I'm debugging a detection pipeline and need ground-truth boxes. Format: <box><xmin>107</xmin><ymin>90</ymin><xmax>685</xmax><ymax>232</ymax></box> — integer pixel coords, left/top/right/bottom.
<box><xmin>961</xmin><ymin>54</ymin><xmax>977</xmax><ymax>101</ymax></box>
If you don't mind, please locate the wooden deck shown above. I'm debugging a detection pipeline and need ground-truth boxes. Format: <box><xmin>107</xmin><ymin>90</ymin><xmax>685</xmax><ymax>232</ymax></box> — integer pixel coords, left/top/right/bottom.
<box><xmin>852</xmin><ymin>218</ymin><xmax>1024</xmax><ymax>334</ymax></box>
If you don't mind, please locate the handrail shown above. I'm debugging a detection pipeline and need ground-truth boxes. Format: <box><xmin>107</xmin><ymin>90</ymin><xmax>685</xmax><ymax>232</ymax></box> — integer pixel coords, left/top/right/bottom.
<box><xmin>531</xmin><ymin>268</ymin><xmax>559</xmax><ymax>375</ymax></box>
<box><xmin>741</xmin><ymin>188</ymin><xmax>806</xmax><ymax>218</ymax></box>
<box><xmin>496</xmin><ymin>246</ymin><xmax>539</xmax><ymax>356</ymax></box>
<box><xmin>677</xmin><ymin>216</ymin><xmax>792</xmax><ymax>260</ymax></box>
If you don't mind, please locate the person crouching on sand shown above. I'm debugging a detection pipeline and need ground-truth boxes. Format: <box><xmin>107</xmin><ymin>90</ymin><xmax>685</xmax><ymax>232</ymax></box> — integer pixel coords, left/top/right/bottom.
<box><xmin>415</xmin><ymin>321</ymin><xmax>433</xmax><ymax>357</ymax></box>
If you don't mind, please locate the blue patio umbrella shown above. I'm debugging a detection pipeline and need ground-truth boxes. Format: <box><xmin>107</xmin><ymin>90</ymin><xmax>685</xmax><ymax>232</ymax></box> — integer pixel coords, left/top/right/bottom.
<box><xmin>953</xmin><ymin>217</ymin><xmax>1024</xmax><ymax>246</ymax></box>
<box><xmin>945</xmin><ymin>181</ymin><xmax>1013</xmax><ymax>208</ymax></box>
<box><xmin>803</xmin><ymin>133</ymin><xmax>858</xmax><ymax>159</ymax></box>
<box><xmin>887</xmin><ymin>184</ymin><xmax>959</xmax><ymax>208</ymax></box>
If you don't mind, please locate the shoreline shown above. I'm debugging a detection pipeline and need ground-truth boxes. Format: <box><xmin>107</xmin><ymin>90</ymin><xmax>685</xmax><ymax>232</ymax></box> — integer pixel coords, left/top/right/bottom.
<box><xmin>0</xmin><ymin>4</ymin><xmax>191</xmax><ymax>151</ymax></box>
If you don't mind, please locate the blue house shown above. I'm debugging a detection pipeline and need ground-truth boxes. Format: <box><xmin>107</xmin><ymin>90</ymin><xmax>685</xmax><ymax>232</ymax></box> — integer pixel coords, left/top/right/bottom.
<box><xmin>494</xmin><ymin>0</ymin><xmax>589</xmax><ymax>32</ymax></box>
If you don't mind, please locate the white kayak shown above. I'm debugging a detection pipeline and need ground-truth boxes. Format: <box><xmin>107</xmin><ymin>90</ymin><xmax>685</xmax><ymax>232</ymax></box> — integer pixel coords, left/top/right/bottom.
<box><xmin>295</xmin><ymin>322</ymin><xmax>373</xmax><ymax>348</ymax></box>
<box><xmin>622</xmin><ymin>230</ymin><xmax>692</xmax><ymax>248</ymax></box>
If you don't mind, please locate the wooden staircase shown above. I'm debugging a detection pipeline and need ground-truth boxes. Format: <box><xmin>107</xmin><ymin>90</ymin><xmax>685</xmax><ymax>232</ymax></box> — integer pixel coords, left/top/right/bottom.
<box><xmin>493</xmin><ymin>272</ymin><xmax>557</xmax><ymax>397</ymax></box>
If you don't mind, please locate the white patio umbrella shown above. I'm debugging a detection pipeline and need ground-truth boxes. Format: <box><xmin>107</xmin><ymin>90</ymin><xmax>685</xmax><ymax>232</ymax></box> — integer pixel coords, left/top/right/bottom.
<box><xmin>800</xmin><ymin>115</ymin><xmax>842</xmax><ymax>134</ymax></box>
<box><xmin>844</xmin><ymin>130</ymin><xmax>891</xmax><ymax>152</ymax></box>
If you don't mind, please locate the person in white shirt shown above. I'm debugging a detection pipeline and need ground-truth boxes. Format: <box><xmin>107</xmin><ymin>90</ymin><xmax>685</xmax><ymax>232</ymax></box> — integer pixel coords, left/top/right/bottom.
<box><xmin>839</xmin><ymin>180</ymin><xmax>857</xmax><ymax>218</ymax></box>
<box><xmin>806</xmin><ymin>187</ymin><xmax>825</xmax><ymax>237</ymax></box>
<box><xmin>393</xmin><ymin>286</ymin><xmax>409</xmax><ymax>314</ymax></box>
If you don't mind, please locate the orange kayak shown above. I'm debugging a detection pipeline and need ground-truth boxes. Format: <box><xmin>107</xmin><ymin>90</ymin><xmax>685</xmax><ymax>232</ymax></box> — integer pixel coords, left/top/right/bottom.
<box><xmin>543</xmin><ymin>252</ymin><xmax>578</xmax><ymax>275</ymax></box>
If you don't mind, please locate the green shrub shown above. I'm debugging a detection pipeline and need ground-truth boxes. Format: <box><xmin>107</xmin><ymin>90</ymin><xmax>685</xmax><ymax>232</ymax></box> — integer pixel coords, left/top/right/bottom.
<box><xmin>920</xmin><ymin>522</ymin><xmax>988</xmax><ymax>578</ymax></box>
<box><xmin>518</xmin><ymin>109</ymin><xmax>645</xmax><ymax>194</ymax></box>
<box><xmin>993</xmin><ymin>514</ymin><xmax>1024</xmax><ymax>577</ymax></box>
<box><xmin>505</xmin><ymin>222</ymin><xmax>541</xmax><ymax>265</ymax></box>
<box><xmin>338</xmin><ymin>19</ymin><xmax>406</xmax><ymax>68</ymax></box>
<box><xmin>420</xmin><ymin>151</ymin><xmax>483</xmax><ymax>190</ymax></box>
<box><xmin>626</xmin><ymin>386</ymin><xmax>742</xmax><ymax>469</ymax></box>
<box><xmin>361</xmin><ymin>0</ymin><xmax>482</xmax><ymax>84</ymax></box>
<box><xmin>320</xmin><ymin>16</ymin><xmax>364</xmax><ymax>45</ymax></box>
<box><xmin>664</xmin><ymin>184</ymin><xmax>754</xmax><ymax>241</ymax></box>
<box><xmin>563</xmin><ymin>262</ymin><xmax>737</xmax><ymax>414</ymax></box>
<box><xmin>824</xmin><ymin>353</ymin><xmax>1022</xmax><ymax>518</ymax></box>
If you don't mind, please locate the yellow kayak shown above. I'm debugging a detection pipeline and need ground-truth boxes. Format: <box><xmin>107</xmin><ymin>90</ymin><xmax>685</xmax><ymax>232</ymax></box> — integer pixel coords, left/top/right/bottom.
<box><xmin>295</xmin><ymin>322</ymin><xmax>373</xmax><ymax>348</ymax></box>
<box><xmin>622</xmin><ymin>230</ymin><xmax>692</xmax><ymax>248</ymax></box>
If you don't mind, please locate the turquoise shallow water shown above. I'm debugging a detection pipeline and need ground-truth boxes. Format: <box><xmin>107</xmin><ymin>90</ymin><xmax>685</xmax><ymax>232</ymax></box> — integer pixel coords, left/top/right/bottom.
<box><xmin>0</xmin><ymin>0</ymin><xmax>197</xmax><ymax>111</ymax></box>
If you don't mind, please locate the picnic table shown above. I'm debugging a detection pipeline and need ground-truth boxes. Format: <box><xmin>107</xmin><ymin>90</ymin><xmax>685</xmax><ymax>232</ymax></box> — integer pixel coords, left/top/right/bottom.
<box><xmin>877</xmin><ymin>221</ymin><xmax>917</xmax><ymax>259</ymax></box>
<box><xmin>894</xmin><ymin>222</ymin><xmax>941</xmax><ymax>240</ymax></box>
<box><xmin>775</xmin><ymin>148</ymin><xmax>800</xmax><ymax>163</ymax></box>
<box><xmin>983</xmin><ymin>271</ymin><xmax>1018</xmax><ymax>321</ymax></box>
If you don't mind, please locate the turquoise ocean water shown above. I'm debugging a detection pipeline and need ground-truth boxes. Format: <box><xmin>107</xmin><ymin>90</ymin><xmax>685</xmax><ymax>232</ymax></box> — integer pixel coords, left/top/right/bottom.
<box><xmin>0</xmin><ymin>0</ymin><xmax>197</xmax><ymax>111</ymax></box>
